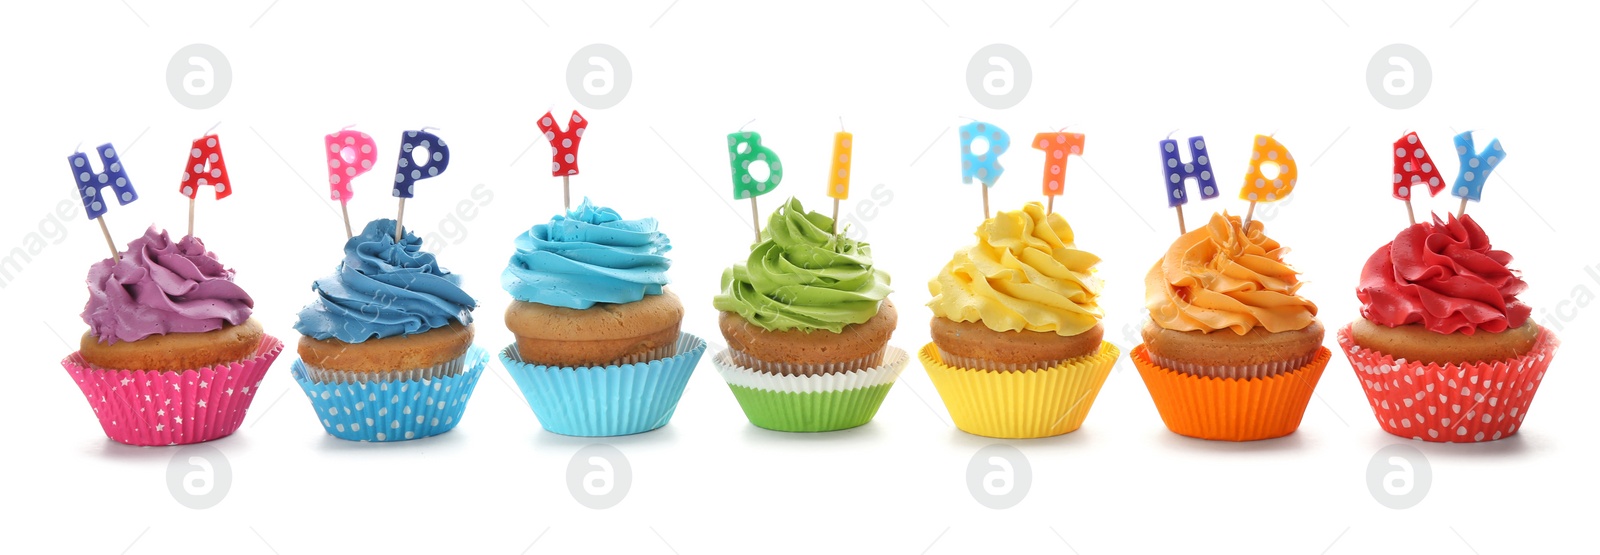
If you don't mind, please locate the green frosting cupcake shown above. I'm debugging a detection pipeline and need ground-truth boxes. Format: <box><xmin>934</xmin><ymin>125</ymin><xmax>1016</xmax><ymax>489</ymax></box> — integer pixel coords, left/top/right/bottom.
<box><xmin>713</xmin><ymin>197</ymin><xmax>892</xmax><ymax>333</ymax></box>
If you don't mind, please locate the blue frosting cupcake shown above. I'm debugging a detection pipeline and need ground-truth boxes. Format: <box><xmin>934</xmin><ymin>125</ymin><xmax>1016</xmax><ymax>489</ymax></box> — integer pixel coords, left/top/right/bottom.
<box><xmin>290</xmin><ymin>219</ymin><xmax>486</xmax><ymax>442</ymax></box>
<box><xmin>501</xmin><ymin>198</ymin><xmax>672</xmax><ymax>309</ymax></box>
<box><xmin>296</xmin><ymin>219</ymin><xmax>475</xmax><ymax>343</ymax></box>
<box><xmin>498</xmin><ymin>198</ymin><xmax>703</xmax><ymax>437</ymax></box>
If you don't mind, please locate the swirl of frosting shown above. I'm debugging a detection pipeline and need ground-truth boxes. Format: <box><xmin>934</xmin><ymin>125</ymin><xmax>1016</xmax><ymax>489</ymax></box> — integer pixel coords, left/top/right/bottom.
<box><xmin>81</xmin><ymin>226</ymin><xmax>254</xmax><ymax>344</ymax></box>
<box><xmin>502</xmin><ymin>198</ymin><xmax>672</xmax><ymax>309</ymax></box>
<box><xmin>928</xmin><ymin>202</ymin><xmax>1104</xmax><ymax>336</ymax></box>
<box><xmin>1357</xmin><ymin>214</ymin><xmax>1529</xmax><ymax>334</ymax></box>
<box><xmin>1145</xmin><ymin>212</ymin><xmax>1317</xmax><ymax>334</ymax></box>
<box><xmin>295</xmin><ymin>219</ymin><xmax>476</xmax><ymax>343</ymax></box>
<box><xmin>713</xmin><ymin>197</ymin><xmax>891</xmax><ymax>333</ymax></box>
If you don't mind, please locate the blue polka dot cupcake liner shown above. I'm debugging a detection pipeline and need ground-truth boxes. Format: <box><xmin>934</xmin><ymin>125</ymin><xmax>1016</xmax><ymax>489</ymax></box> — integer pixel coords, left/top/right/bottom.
<box><xmin>290</xmin><ymin>345</ymin><xmax>488</xmax><ymax>442</ymax></box>
<box><xmin>499</xmin><ymin>333</ymin><xmax>705</xmax><ymax>437</ymax></box>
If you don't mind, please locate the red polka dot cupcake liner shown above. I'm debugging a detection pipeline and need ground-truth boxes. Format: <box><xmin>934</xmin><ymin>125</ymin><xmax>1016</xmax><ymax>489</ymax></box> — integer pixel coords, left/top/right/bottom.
<box><xmin>62</xmin><ymin>335</ymin><xmax>284</xmax><ymax>446</ymax></box>
<box><xmin>1337</xmin><ymin>325</ymin><xmax>1557</xmax><ymax>443</ymax></box>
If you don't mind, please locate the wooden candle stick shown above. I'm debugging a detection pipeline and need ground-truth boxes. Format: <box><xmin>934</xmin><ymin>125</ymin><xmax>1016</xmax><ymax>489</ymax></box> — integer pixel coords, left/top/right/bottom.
<box><xmin>326</xmin><ymin>127</ymin><xmax>378</xmax><ymax>240</ymax></box>
<box><xmin>97</xmin><ymin>217</ymin><xmax>120</xmax><ymax>262</ymax></box>
<box><xmin>959</xmin><ymin>121</ymin><xmax>1010</xmax><ymax>222</ymax></box>
<box><xmin>1033</xmin><ymin>129</ymin><xmax>1085</xmax><ymax>216</ymax></box>
<box><xmin>177</xmin><ymin>130</ymin><xmax>231</xmax><ymax>239</ymax></box>
<box><xmin>1239</xmin><ymin>134</ymin><xmax>1297</xmax><ymax>231</ymax></box>
<box><xmin>1159</xmin><ymin>135</ymin><xmax>1217</xmax><ymax>236</ymax></box>
<box><xmin>70</xmin><ymin>143</ymin><xmax>138</xmax><ymax>263</ymax></box>
<box><xmin>728</xmin><ymin>127</ymin><xmax>784</xmax><ymax>243</ymax></box>
<box><xmin>391</xmin><ymin>128</ymin><xmax>452</xmax><ymax>244</ymax></box>
<box><xmin>538</xmin><ymin>111</ymin><xmax>587</xmax><ymax>212</ymax></box>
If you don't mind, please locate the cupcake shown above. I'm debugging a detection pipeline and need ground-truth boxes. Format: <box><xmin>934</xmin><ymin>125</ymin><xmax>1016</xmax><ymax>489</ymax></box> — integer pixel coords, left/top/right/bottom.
<box><xmin>290</xmin><ymin>219</ymin><xmax>485</xmax><ymax>442</ymax></box>
<box><xmin>711</xmin><ymin>197</ymin><xmax>906</xmax><ymax>432</ymax></box>
<box><xmin>1131</xmin><ymin>212</ymin><xmax>1330</xmax><ymax>441</ymax></box>
<box><xmin>62</xmin><ymin>226</ymin><xmax>283</xmax><ymax>446</ymax></box>
<box><xmin>498</xmin><ymin>198</ymin><xmax>705</xmax><ymax>437</ymax></box>
<box><xmin>919</xmin><ymin>201</ymin><xmax>1120</xmax><ymax>439</ymax></box>
<box><xmin>1339</xmin><ymin>214</ymin><xmax>1556</xmax><ymax>442</ymax></box>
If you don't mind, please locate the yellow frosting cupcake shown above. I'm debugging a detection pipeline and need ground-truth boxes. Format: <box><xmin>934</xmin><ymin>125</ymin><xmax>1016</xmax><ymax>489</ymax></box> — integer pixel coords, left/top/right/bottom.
<box><xmin>919</xmin><ymin>202</ymin><xmax>1120</xmax><ymax>438</ymax></box>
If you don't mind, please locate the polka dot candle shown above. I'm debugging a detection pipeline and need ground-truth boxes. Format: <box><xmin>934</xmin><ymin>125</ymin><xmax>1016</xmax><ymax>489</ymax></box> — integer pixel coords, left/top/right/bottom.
<box><xmin>1158</xmin><ymin>136</ymin><xmax>1217</xmax><ymax>208</ymax></box>
<box><xmin>1451</xmin><ymin>131</ymin><xmax>1505</xmax><ymax>203</ymax></box>
<box><xmin>392</xmin><ymin>130</ymin><xmax>451</xmax><ymax>199</ymax></box>
<box><xmin>826</xmin><ymin>131</ymin><xmax>852</xmax><ymax>200</ymax></box>
<box><xmin>537</xmin><ymin>111</ymin><xmax>586</xmax><ymax>177</ymax></box>
<box><xmin>959</xmin><ymin>121</ymin><xmax>1010</xmax><ymax>187</ymax></box>
<box><xmin>1391</xmin><ymin>131</ymin><xmax>1444</xmax><ymax>201</ymax></box>
<box><xmin>325</xmin><ymin>130</ymin><xmax>378</xmax><ymax>204</ymax></box>
<box><xmin>1031</xmin><ymin>131</ymin><xmax>1084</xmax><ymax>199</ymax></box>
<box><xmin>69</xmin><ymin>143</ymin><xmax>137</xmax><ymax>220</ymax></box>
<box><xmin>727</xmin><ymin>131</ymin><xmax>783</xmax><ymax>200</ymax></box>
<box><xmin>178</xmin><ymin>134</ymin><xmax>231</xmax><ymax>200</ymax></box>
<box><xmin>1238</xmin><ymin>134</ymin><xmax>1296</xmax><ymax>203</ymax></box>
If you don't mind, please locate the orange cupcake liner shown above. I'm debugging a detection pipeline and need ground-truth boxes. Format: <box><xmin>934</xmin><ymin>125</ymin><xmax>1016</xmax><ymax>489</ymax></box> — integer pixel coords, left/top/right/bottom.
<box><xmin>1337</xmin><ymin>324</ymin><xmax>1557</xmax><ymax>443</ymax></box>
<box><xmin>1131</xmin><ymin>344</ymin><xmax>1330</xmax><ymax>441</ymax></box>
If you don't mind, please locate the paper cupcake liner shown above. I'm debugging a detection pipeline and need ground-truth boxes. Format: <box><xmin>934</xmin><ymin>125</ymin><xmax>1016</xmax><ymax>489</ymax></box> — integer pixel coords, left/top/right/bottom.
<box><xmin>62</xmin><ymin>335</ymin><xmax>285</xmax><ymax>446</ymax></box>
<box><xmin>512</xmin><ymin>342</ymin><xmax>678</xmax><ymax>369</ymax></box>
<box><xmin>1146</xmin><ymin>351</ymin><xmax>1318</xmax><ymax>380</ymax></box>
<box><xmin>607</xmin><ymin>343</ymin><xmax>678</xmax><ymax>367</ymax></box>
<box><xmin>302</xmin><ymin>353</ymin><xmax>470</xmax><ymax>384</ymax></box>
<box><xmin>289</xmin><ymin>345</ymin><xmax>488</xmax><ymax>442</ymax></box>
<box><xmin>1338</xmin><ymin>325</ymin><xmax>1557</xmax><ymax>443</ymax></box>
<box><xmin>500</xmin><ymin>333</ymin><xmax>706</xmax><ymax>437</ymax></box>
<box><xmin>727</xmin><ymin>347</ymin><xmax>886</xmax><ymax>375</ymax></box>
<box><xmin>1132</xmin><ymin>344</ymin><xmax>1330</xmax><ymax>442</ymax></box>
<box><xmin>712</xmin><ymin>347</ymin><xmax>909</xmax><ymax>432</ymax></box>
<box><xmin>934</xmin><ymin>348</ymin><xmax>1073</xmax><ymax>372</ymax></box>
<box><xmin>921</xmin><ymin>342</ymin><xmax>1120</xmax><ymax>439</ymax></box>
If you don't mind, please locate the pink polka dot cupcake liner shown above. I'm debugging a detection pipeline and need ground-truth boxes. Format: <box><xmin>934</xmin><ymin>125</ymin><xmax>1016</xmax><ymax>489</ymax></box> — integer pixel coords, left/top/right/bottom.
<box><xmin>61</xmin><ymin>335</ymin><xmax>285</xmax><ymax>446</ymax></box>
<box><xmin>1338</xmin><ymin>325</ymin><xmax>1557</xmax><ymax>443</ymax></box>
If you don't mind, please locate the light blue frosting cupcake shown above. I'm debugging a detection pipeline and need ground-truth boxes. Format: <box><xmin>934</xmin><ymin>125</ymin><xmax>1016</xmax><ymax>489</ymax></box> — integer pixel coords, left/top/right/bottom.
<box><xmin>294</xmin><ymin>219</ymin><xmax>476</xmax><ymax>343</ymax></box>
<box><xmin>501</xmin><ymin>198</ymin><xmax>672</xmax><ymax>309</ymax></box>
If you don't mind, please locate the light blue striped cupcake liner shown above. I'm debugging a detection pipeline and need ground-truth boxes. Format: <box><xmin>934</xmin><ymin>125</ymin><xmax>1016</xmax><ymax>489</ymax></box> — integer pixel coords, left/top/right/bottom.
<box><xmin>290</xmin><ymin>345</ymin><xmax>488</xmax><ymax>442</ymax></box>
<box><xmin>499</xmin><ymin>333</ymin><xmax>705</xmax><ymax>437</ymax></box>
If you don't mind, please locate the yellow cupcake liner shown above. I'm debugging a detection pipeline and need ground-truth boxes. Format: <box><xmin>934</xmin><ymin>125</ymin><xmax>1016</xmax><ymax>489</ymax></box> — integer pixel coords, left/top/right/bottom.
<box><xmin>919</xmin><ymin>341</ymin><xmax>1120</xmax><ymax>439</ymax></box>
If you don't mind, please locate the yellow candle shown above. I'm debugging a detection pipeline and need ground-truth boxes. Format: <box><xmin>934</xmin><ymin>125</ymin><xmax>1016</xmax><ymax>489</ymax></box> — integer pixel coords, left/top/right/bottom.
<box><xmin>827</xmin><ymin>131</ymin><xmax>852</xmax><ymax>200</ymax></box>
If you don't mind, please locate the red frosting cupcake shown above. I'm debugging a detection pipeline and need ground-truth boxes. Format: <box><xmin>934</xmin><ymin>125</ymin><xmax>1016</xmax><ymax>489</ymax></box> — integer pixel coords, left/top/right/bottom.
<box><xmin>1339</xmin><ymin>214</ymin><xmax>1556</xmax><ymax>442</ymax></box>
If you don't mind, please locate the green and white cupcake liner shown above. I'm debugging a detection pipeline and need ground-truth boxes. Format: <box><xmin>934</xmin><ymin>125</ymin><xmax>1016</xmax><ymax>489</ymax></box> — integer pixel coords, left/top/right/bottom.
<box><xmin>712</xmin><ymin>346</ymin><xmax>908</xmax><ymax>432</ymax></box>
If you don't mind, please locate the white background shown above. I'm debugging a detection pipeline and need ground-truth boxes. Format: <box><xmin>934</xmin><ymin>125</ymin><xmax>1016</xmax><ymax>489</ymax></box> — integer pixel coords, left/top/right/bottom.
<box><xmin>3</xmin><ymin>1</ymin><xmax>1596</xmax><ymax>553</ymax></box>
